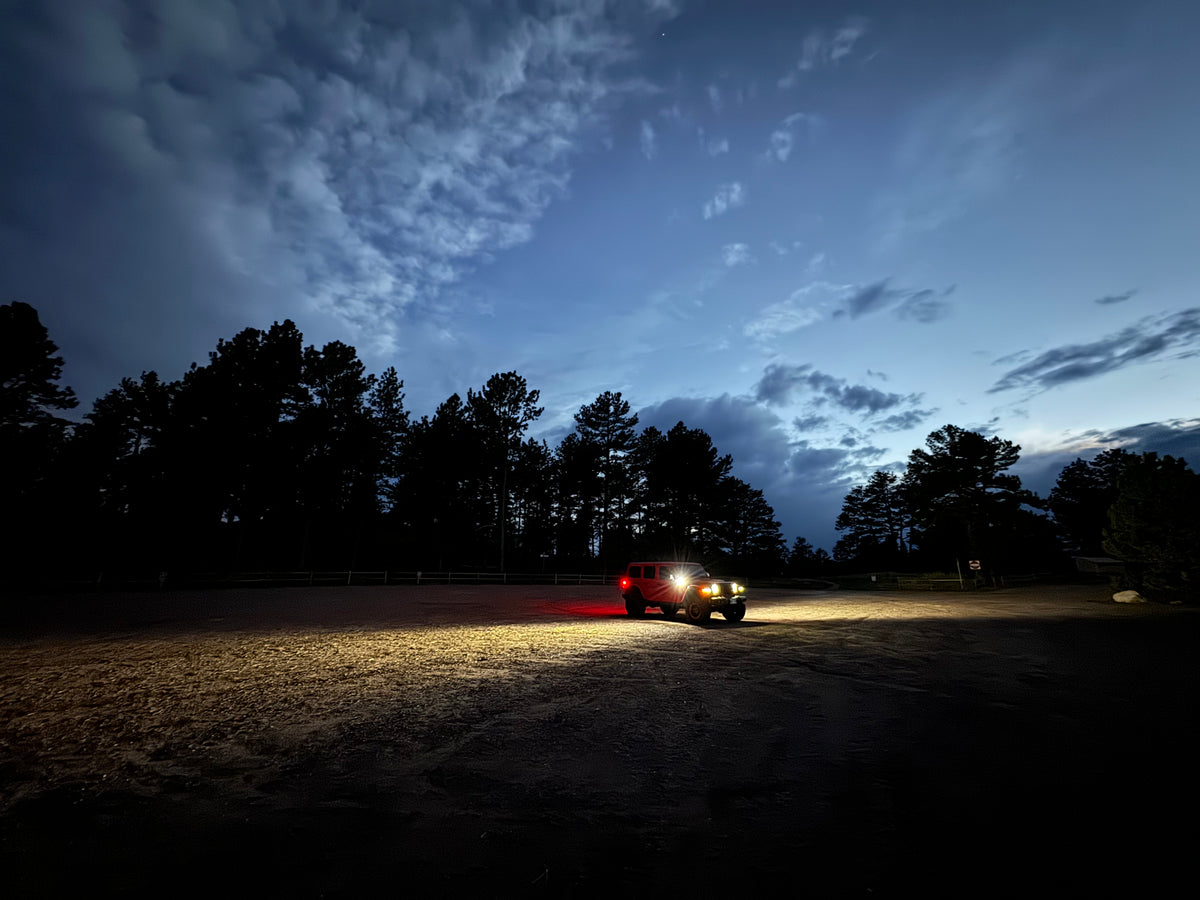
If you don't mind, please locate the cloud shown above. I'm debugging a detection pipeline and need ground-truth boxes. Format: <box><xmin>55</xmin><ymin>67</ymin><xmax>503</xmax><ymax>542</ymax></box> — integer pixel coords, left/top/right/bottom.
<box><xmin>989</xmin><ymin>308</ymin><xmax>1200</xmax><ymax>393</ymax></box>
<box><xmin>721</xmin><ymin>243</ymin><xmax>752</xmax><ymax>267</ymax></box>
<box><xmin>706</xmin><ymin>83</ymin><xmax>722</xmax><ymax>113</ymax></box>
<box><xmin>876</xmin><ymin>409</ymin><xmax>938</xmax><ymax>432</ymax></box>
<box><xmin>1095</xmin><ymin>289</ymin><xmax>1138</xmax><ymax>305</ymax></box>
<box><xmin>896</xmin><ymin>287</ymin><xmax>954</xmax><ymax>323</ymax></box>
<box><xmin>766</xmin><ymin>112</ymin><xmax>820</xmax><ymax>162</ymax></box>
<box><xmin>702</xmin><ymin>181</ymin><xmax>746</xmax><ymax>219</ymax></box>
<box><xmin>707</xmin><ymin>137</ymin><xmax>730</xmax><ymax>156</ymax></box>
<box><xmin>830</xmin><ymin>19</ymin><xmax>869</xmax><ymax>62</ymax></box>
<box><xmin>640</xmin><ymin>120</ymin><xmax>657</xmax><ymax>159</ymax></box>
<box><xmin>743</xmin><ymin>281</ymin><xmax>850</xmax><ymax>341</ymax></box>
<box><xmin>837</xmin><ymin>279</ymin><xmax>954</xmax><ymax>322</ymax></box>
<box><xmin>766</xmin><ymin>240</ymin><xmax>805</xmax><ymax>258</ymax></box>
<box><xmin>754</xmin><ymin>363</ymin><xmax>925</xmax><ymax>417</ymax></box>
<box><xmin>845</xmin><ymin>281</ymin><xmax>894</xmax><ymax>318</ymax></box>
<box><xmin>777</xmin><ymin>18</ymin><xmax>868</xmax><ymax>89</ymax></box>
<box><xmin>1012</xmin><ymin>418</ymin><xmax>1200</xmax><ymax>497</ymax></box>
<box><xmin>875</xmin><ymin>49</ymin><xmax>1109</xmax><ymax>249</ymax></box>
<box><xmin>0</xmin><ymin>0</ymin><xmax>681</xmax><ymax>403</ymax></box>
<box><xmin>636</xmin><ymin>394</ymin><xmax>877</xmax><ymax>549</ymax></box>
<box><xmin>793</xmin><ymin>414</ymin><xmax>831</xmax><ymax>431</ymax></box>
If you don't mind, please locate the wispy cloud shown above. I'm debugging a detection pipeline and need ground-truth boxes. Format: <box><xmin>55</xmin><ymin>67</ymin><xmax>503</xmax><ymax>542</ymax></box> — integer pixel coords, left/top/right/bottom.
<box><xmin>640</xmin><ymin>120</ymin><xmax>658</xmax><ymax>159</ymax></box>
<box><xmin>990</xmin><ymin>308</ymin><xmax>1200</xmax><ymax>393</ymax></box>
<box><xmin>874</xmin><ymin>50</ymin><xmax>1108</xmax><ymax>250</ymax></box>
<box><xmin>836</xmin><ymin>279</ymin><xmax>954</xmax><ymax>323</ymax></box>
<box><xmin>777</xmin><ymin>17</ymin><xmax>868</xmax><ymax>89</ymax></box>
<box><xmin>1095</xmin><ymin>289</ymin><xmax>1138</xmax><ymax>305</ymax></box>
<box><xmin>765</xmin><ymin>112</ymin><xmax>819</xmax><ymax>162</ymax></box>
<box><xmin>702</xmin><ymin>181</ymin><xmax>747</xmax><ymax>219</ymax></box>
<box><xmin>707</xmin><ymin>83</ymin><xmax>722</xmax><ymax>113</ymax></box>
<box><xmin>768</xmin><ymin>240</ymin><xmax>804</xmax><ymax>256</ymax></box>
<box><xmin>830</xmin><ymin>19</ymin><xmax>869</xmax><ymax>62</ymax></box>
<box><xmin>744</xmin><ymin>281</ymin><xmax>849</xmax><ymax>341</ymax></box>
<box><xmin>722</xmin><ymin>243</ymin><xmax>752</xmax><ymax>267</ymax></box>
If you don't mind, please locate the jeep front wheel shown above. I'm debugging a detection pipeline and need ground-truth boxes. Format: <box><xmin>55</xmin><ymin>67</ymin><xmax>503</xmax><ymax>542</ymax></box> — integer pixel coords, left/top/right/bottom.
<box><xmin>684</xmin><ymin>592</ymin><xmax>711</xmax><ymax>623</ymax></box>
<box><xmin>722</xmin><ymin>604</ymin><xmax>746</xmax><ymax>623</ymax></box>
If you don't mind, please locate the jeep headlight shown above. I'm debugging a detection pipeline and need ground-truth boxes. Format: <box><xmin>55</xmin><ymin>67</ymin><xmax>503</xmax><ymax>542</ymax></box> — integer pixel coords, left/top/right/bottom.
<box><xmin>709</xmin><ymin>583</ymin><xmax>721</xmax><ymax>596</ymax></box>
<box><xmin>732</xmin><ymin>582</ymin><xmax>744</xmax><ymax>594</ymax></box>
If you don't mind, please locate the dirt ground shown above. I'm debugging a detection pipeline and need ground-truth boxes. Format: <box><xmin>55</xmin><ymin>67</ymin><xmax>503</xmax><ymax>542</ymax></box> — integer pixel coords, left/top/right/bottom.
<box><xmin>2</xmin><ymin>582</ymin><xmax>1197</xmax><ymax>897</ymax></box>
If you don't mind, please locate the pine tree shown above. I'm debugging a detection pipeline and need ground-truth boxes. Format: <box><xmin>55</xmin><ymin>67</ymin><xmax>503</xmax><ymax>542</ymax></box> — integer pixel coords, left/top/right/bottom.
<box><xmin>1103</xmin><ymin>453</ymin><xmax>1200</xmax><ymax>601</ymax></box>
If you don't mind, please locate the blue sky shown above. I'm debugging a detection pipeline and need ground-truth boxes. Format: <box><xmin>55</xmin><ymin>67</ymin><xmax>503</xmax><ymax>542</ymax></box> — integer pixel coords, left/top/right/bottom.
<box><xmin>3</xmin><ymin>0</ymin><xmax>1198</xmax><ymax>552</ymax></box>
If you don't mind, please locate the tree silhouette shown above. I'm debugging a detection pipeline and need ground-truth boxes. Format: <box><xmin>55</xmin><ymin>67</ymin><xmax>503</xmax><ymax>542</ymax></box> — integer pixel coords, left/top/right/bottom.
<box><xmin>69</xmin><ymin>371</ymin><xmax>174</xmax><ymax>569</ymax></box>
<box><xmin>834</xmin><ymin>470</ymin><xmax>907</xmax><ymax>567</ymax></box>
<box><xmin>0</xmin><ymin>301</ymin><xmax>77</xmax><ymax>429</ymax></box>
<box><xmin>552</xmin><ymin>432</ymin><xmax>602</xmax><ymax>565</ymax></box>
<box><xmin>1</xmin><ymin>301</ymin><xmax>78</xmax><ymax>574</ymax></box>
<box><xmin>1048</xmin><ymin>449</ymin><xmax>1135</xmax><ymax>555</ymax></box>
<box><xmin>7</xmin><ymin>309</ymin><xmax>794</xmax><ymax>579</ymax></box>
<box><xmin>467</xmin><ymin>372</ymin><xmax>543</xmax><ymax>570</ymax></box>
<box><xmin>169</xmin><ymin>320</ymin><xmax>308</xmax><ymax>568</ymax></box>
<box><xmin>572</xmin><ymin>390</ymin><xmax>638</xmax><ymax>566</ymax></box>
<box><xmin>633</xmin><ymin>421</ymin><xmax>734</xmax><ymax>561</ymax></box>
<box><xmin>1103</xmin><ymin>453</ymin><xmax>1200</xmax><ymax>601</ymax></box>
<box><xmin>710</xmin><ymin>477</ymin><xmax>786</xmax><ymax>572</ymax></box>
<box><xmin>392</xmin><ymin>393</ymin><xmax>484</xmax><ymax>569</ymax></box>
<box><xmin>368</xmin><ymin>367</ymin><xmax>409</xmax><ymax>512</ymax></box>
<box><xmin>902</xmin><ymin>425</ymin><xmax>1035</xmax><ymax>570</ymax></box>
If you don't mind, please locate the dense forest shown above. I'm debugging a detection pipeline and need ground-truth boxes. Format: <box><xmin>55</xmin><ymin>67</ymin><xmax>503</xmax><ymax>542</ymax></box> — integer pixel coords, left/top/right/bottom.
<box><xmin>817</xmin><ymin>427</ymin><xmax>1200</xmax><ymax>602</ymax></box>
<box><xmin>1</xmin><ymin>302</ymin><xmax>786</xmax><ymax>579</ymax></box>
<box><xmin>4</xmin><ymin>301</ymin><xmax>1197</xmax><ymax>600</ymax></box>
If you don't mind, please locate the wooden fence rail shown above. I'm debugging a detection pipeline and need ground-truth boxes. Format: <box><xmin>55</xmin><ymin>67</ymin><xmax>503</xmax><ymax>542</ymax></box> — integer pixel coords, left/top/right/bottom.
<box><xmin>40</xmin><ymin>570</ymin><xmax>619</xmax><ymax>590</ymax></box>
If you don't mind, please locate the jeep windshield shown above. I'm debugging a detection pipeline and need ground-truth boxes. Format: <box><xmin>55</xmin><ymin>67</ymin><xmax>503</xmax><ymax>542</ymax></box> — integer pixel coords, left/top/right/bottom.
<box><xmin>670</xmin><ymin>564</ymin><xmax>708</xmax><ymax>581</ymax></box>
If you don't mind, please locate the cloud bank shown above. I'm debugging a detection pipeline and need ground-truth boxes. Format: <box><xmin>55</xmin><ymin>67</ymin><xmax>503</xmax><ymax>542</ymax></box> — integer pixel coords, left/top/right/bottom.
<box><xmin>0</xmin><ymin>0</ymin><xmax>677</xmax><ymax>362</ymax></box>
<box><xmin>990</xmin><ymin>308</ymin><xmax>1200</xmax><ymax>393</ymax></box>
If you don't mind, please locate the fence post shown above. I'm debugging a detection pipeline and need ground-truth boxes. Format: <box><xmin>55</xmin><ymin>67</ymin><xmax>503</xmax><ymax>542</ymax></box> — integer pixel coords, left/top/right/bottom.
<box><xmin>417</xmin><ymin>571</ymin><xmax>421</xmax><ymax>585</ymax></box>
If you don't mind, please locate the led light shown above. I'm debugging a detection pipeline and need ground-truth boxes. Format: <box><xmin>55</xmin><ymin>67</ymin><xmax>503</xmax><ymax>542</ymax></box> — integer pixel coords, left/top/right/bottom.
<box><xmin>700</xmin><ymin>586</ymin><xmax>712</xmax><ymax>596</ymax></box>
<box><xmin>710</xmin><ymin>583</ymin><xmax>720</xmax><ymax>596</ymax></box>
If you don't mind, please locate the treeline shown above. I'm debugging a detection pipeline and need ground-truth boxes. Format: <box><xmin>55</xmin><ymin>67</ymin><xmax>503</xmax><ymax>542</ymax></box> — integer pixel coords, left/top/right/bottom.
<box><xmin>1</xmin><ymin>302</ymin><xmax>786</xmax><ymax>579</ymax></box>
<box><xmin>820</xmin><ymin>425</ymin><xmax>1199</xmax><ymax>602</ymax></box>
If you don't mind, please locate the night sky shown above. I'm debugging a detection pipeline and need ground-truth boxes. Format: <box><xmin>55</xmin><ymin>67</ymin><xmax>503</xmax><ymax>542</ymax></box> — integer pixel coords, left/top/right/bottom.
<box><xmin>3</xmin><ymin>0</ymin><xmax>1198</xmax><ymax>551</ymax></box>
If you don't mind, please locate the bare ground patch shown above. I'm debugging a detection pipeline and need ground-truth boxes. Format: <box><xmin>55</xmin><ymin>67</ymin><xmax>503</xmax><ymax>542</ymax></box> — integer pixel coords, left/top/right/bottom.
<box><xmin>2</xmin><ymin>584</ymin><xmax>1197</xmax><ymax>896</ymax></box>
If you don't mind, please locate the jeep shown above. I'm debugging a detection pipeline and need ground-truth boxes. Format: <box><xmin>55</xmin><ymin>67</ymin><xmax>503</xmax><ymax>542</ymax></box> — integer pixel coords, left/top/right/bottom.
<box><xmin>618</xmin><ymin>561</ymin><xmax>747</xmax><ymax>623</ymax></box>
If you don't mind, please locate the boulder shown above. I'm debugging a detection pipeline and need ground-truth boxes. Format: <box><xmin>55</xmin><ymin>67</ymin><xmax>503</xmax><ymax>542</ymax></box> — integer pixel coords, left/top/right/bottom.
<box><xmin>1112</xmin><ymin>590</ymin><xmax>1146</xmax><ymax>604</ymax></box>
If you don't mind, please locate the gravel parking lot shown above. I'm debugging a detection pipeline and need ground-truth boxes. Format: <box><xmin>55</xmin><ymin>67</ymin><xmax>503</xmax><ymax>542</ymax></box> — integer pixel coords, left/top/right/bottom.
<box><xmin>2</xmin><ymin>583</ymin><xmax>1197</xmax><ymax>897</ymax></box>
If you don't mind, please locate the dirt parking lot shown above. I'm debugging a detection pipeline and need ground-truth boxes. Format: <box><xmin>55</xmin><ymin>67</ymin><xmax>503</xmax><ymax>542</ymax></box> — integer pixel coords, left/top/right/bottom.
<box><xmin>2</xmin><ymin>582</ymin><xmax>1197</xmax><ymax>897</ymax></box>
